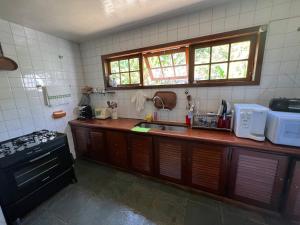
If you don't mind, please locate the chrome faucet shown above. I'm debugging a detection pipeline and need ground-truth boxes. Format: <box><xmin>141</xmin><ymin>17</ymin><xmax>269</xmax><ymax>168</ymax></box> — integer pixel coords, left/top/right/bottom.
<box><xmin>153</xmin><ymin>96</ymin><xmax>166</xmax><ymax>110</ymax></box>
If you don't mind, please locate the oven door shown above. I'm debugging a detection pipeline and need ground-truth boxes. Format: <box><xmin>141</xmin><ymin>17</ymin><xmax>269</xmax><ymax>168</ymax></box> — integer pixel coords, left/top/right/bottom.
<box><xmin>0</xmin><ymin>144</ymin><xmax>73</xmax><ymax>206</ymax></box>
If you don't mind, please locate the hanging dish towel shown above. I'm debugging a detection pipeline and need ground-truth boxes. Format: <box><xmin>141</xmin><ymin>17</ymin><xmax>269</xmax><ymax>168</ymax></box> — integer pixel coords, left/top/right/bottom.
<box><xmin>131</xmin><ymin>90</ymin><xmax>149</xmax><ymax>112</ymax></box>
<box><xmin>42</xmin><ymin>86</ymin><xmax>71</xmax><ymax>107</ymax></box>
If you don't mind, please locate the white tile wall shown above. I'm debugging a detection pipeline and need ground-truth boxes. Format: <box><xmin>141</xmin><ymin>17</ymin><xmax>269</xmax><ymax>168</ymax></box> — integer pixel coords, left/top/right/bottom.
<box><xmin>0</xmin><ymin>19</ymin><xmax>84</xmax><ymax>155</ymax></box>
<box><xmin>80</xmin><ymin>0</ymin><xmax>300</xmax><ymax>123</ymax></box>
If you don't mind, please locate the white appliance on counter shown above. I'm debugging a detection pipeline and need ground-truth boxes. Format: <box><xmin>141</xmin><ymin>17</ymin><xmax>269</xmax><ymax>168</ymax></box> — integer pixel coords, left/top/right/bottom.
<box><xmin>266</xmin><ymin>111</ymin><xmax>300</xmax><ymax>147</ymax></box>
<box><xmin>234</xmin><ymin>104</ymin><xmax>269</xmax><ymax>141</ymax></box>
<box><xmin>94</xmin><ymin>107</ymin><xmax>112</xmax><ymax>119</ymax></box>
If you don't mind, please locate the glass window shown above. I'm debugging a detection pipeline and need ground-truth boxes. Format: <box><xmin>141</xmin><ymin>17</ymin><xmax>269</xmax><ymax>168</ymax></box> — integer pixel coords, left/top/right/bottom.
<box><xmin>193</xmin><ymin>40</ymin><xmax>251</xmax><ymax>81</ymax></box>
<box><xmin>108</xmin><ymin>56</ymin><xmax>141</xmax><ymax>86</ymax></box>
<box><xmin>143</xmin><ymin>48</ymin><xmax>188</xmax><ymax>86</ymax></box>
<box><xmin>103</xmin><ymin>26</ymin><xmax>265</xmax><ymax>89</ymax></box>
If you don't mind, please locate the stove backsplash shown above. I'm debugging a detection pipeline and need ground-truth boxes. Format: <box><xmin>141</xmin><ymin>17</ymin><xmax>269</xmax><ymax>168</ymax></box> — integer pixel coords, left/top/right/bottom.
<box><xmin>0</xmin><ymin>19</ymin><xmax>84</xmax><ymax>156</ymax></box>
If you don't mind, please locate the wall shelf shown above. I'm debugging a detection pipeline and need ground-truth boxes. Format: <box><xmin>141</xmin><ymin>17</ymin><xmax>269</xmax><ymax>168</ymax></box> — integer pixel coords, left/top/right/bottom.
<box><xmin>91</xmin><ymin>90</ymin><xmax>115</xmax><ymax>95</ymax></box>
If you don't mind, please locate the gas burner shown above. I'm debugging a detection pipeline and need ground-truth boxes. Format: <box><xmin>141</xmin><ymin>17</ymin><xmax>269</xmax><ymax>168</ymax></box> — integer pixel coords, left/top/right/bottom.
<box><xmin>0</xmin><ymin>130</ymin><xmax>59</xmax><ymax>159</ymax></box>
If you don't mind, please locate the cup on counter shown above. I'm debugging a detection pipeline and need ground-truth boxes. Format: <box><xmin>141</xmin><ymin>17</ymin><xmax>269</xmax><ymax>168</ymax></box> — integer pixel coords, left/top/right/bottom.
<box><xmin>112</xmin><ymin>108</ymin><xmax>118</xmax><ymax>119</ymax></box>
<box><xmin>217</xmin><ymin>116</ymin><xmax>231</xmax><ymax>129</ymax></box>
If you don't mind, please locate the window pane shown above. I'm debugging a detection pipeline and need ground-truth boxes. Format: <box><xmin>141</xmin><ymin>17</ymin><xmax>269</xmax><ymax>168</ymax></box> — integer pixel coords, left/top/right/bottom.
<box><xmin>173</xmin><ymin>52</ymin><xmax>186</xmax><ymax>65</ymax></box>
<box><xmin>130</xmin><ymin>72</ymin><xmax>140</xmax><ymax>84</ymax></box>
<box><xmin>109</xmin><ymin>74</ymin><xmax>120</xmax><ymax>86</ymax></box>
<box><xmin>110</xmin><ymin>61</ymin><xmax>119</xmax><ymax>73</ymax></box>
<box><xmin>119</xmin><ymin>60</ymin><xmax>129</xmax><ymax>72</ymax></box>
<box><xmin>230</xmin><ymin>41</ymin><xmax>250</xmax><ymax>60</ymax></box>
<box><xmin>229</xmin><ymin>61</ymin><xmax>248</xmax><ymax>79</ymax></box>
<box><xmin>194</xmin><ymin>65</ymin><xmax>209</xmax><ymax>80</ymax></box>
<box><xmin>120</xmin><ymin>72</ymin><xmax>130</xmax><ymax>84</ymax></box>
<box><xmin>152</xmin><ymin>68</ymin><xmax>163</xmax><ymax>78</ymax></box>
<box><xmin>211</xmin><ymin>63</ymin><xmax>228</xmax><ymax>79</ymax></box>
<box><xmin>211</xmin><ymin>44</ymin><xmax>229</xmax><ymax>63</ymax></box>
<box><xmin>175</xmin><ymin>66</ymin><xmax>187</xmax><ymax>77</ymax></box>
<box><xmin>129</xmin><ymin>58</ymin><xmax>139</xmax><ymax>71</ymax></box>
<box><xmin>148</xmin><ymin>56</ymin><xmax>160</xmax><ymax>68</ymax></box>
<box><xmin>162</xmin><ymin>67</ymin><xmax>174</xmax><ymax>77</ymax></box>
<box><xmin>195</xmin><ymin>47</ymin><xmax>210</xmax><ymax>64</ymax></box>
<box><xmin>160</xmin><ymin>55</ymin><xmax>172</xmax><ymax>67</ymax></box>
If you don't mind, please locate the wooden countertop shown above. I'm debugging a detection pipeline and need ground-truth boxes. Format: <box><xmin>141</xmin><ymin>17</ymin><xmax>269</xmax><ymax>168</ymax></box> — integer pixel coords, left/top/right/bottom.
<box><xmin>69</xmin><ymin>118</ymin><xmax>300</xmax><ymax>156</ymax></box>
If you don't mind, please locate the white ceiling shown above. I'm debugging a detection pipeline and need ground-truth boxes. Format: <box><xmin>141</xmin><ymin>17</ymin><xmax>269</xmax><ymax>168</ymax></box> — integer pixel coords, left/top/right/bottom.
<box><xmin>0</xmin><ymin>0</ymin><xmax>232</xmax><ymax>42</ymax></box>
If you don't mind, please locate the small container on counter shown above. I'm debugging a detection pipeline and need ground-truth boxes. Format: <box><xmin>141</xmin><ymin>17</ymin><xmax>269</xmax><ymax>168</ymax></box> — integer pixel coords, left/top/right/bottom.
<box><xmin>111</xmin><ymin>108</ymin><xmax>118</xmax><ymax>119</ymax></box>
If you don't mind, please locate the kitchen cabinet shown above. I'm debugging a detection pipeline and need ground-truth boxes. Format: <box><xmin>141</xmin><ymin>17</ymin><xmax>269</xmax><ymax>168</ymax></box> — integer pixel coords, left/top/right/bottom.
<box><xmin>106</xmin><ymin>131</ymin><xmax>128</xmax><ymax>168</ymax></box>
<box><xmin>70</xmin><ymin>119</ymin><xmax>300</xmax><ymax>216</ymax></box>
<box><xmin>71</xmin><ymin>126</ymin><xmax>106</xmax><ymax>162</ymax></box>
<box><xmin>89</xmin><ymin>131</ymin><xmax>106</xmax><ymax>162</ymax></box>
<box><xmin>285</xmin><ymin>160</ymin><xmax>300</xmax><ymax>221</ymax></box>
<box><xmin>71</xmin><ymin>126</ymin><xmax>89</xmax><ymax>158</ymax></box>
<box><xmin>187</xmin><ymin>143</ymin><xmax>229</xmax><ymax>194</ymax></box>
<box><xmin>229</xmin><ymin>148</ymin><xmax>289</xmax><ymax>210</ymax></box>
<box><xmin>128</xmin><ymin>134</ymin><xmax>153</xmax><ymax>175</ymax></box>
<box><xmin>155</xmin><ymin>137</ymin><xmax>187</xmax><ymax>184</ymax></box>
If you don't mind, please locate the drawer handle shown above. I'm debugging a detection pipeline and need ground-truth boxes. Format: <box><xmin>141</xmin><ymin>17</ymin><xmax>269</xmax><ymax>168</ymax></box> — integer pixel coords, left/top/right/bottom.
<box><xmin>29</xmin><ymin>152</ymin><xmax>51</xmax><ymax>163</ymax></box>
<box><xmin>17</xmin><ymin>164</ymin><xmax>59</xmax><ymax>187</ymax></box>
<box><xmin>42</xmin><ymin>176</ymin><xmax>50</xmax><ymax>182</ymax></box>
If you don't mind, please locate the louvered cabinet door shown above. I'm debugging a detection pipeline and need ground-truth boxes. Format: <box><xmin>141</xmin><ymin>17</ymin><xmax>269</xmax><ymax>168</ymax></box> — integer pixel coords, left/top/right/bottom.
<box><xmin>229</xmin><ymin>148</ymin><xmax>289</xmax><ymax>210</ymax></box>
<box><xmin>106</xmin><ymin>131</ymin><xmax>128</xmax><ymax>168</ymax></box>
<box><xmin>285</xmin><ymin>160</ymin><xmax>300</xmax><ymax>221</ymax></box>
<box><xmin>155</xmin><ymin>138</ymin><xmax>186</xmax><ymax>183</ymax></box>
<box><xmin>89</xmin><ymin>131</ymin><xmax>106</xmax><ymax>162</ymax></box>
<box><xmin>128</xmin><ymin>134</ymin><xmax>153</xmax><ymax>175</ymax></box>
<box><xmin>71</xmin><ymin>126</ymin><xmax>89</xmax><ymax>158</ymax></box>
<box><xmin>188</xmin><ymin>143</ymin><xmax>228</xmax><ymax>194</ymax></box>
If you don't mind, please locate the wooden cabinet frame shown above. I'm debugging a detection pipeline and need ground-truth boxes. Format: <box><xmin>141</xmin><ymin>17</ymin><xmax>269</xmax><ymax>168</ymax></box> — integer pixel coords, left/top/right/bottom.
<box><xmin>187</xmin><ymin>142</ymin><xmax>229</xmax><ymax>195</ymax></box>
<box><xmin>284</xmin><ymin>159</ymin><xmax>300</xmax><ymax>221</ymax></box>
<box><xmin>154</xmin><ymin>137</ymin><xmax>188</xmax><ymax>184</ymax></box>
<box><xmin>128</xmin><ymin>134</ymin><xmax>154</xmax><ymax>175</ymax></box>
<box><xmin>228</xmin><ymin>148</ymin><xmax>289</xmax><ymax>210</ymax></box>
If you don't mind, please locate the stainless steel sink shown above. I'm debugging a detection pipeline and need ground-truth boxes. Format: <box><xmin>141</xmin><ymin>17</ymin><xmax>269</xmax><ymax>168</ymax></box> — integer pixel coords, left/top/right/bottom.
<box><xmin>136</xmin><ymin>122</ymin><xmax>188</xmax><ymax>132</ymax></box>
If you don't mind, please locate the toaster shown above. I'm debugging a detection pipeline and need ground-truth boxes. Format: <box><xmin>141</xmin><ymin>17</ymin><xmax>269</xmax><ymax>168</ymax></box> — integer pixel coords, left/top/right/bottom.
<box><xmin>95</xmin><ymin>107</ymin><xmax>112</xmax><ymax>119</ymax></box>
<box><xmin>269</xmin><ymin>98</ymin><xmax>300</xmax><ymax>113</ymax></box>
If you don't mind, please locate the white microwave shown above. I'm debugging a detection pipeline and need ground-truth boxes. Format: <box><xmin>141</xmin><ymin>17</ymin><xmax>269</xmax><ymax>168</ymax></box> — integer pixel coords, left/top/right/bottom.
<box><xmin>234</xmin><ymin>104</ymin><xmax>269</xmax><ymax>141</ymax></box>
<box><xmin>266</xmin><ymin>111</ymin><xmax>300</xmax><ymax>147</ymax></box>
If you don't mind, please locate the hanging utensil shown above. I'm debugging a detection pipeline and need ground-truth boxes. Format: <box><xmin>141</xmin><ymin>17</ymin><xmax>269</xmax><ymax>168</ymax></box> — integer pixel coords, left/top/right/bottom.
<box><xmin>0</xmin><ymin>43</ymin><xmax>18</xmax><ymax>71</ymax></box>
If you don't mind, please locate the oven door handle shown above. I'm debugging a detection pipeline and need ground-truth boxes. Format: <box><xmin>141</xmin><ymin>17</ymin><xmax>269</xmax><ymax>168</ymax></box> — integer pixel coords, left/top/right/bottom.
<box><xmin>29</xmin><ymin>152</ymin><xmax>51</xmax><ymax>163</ymax></box>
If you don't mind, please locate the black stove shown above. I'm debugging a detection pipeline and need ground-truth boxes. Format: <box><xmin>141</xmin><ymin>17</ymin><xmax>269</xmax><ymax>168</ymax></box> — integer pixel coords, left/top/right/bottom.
<box><xmin>0</xmin><ymin>130</ymin><xmax>77</xmax><ymax>225</ymax></box>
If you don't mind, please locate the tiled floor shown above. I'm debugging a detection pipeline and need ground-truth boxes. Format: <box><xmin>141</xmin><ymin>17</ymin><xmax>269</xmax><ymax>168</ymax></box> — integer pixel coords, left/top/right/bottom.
<box><xmin>22</xmin><ymin>160</ymin><xmax>292</xmax><ymax>225</ymax></box>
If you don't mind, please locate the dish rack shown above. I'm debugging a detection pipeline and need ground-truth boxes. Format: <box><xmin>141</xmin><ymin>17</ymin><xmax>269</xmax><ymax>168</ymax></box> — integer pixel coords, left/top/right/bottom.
<box><xmin>191</xmin><ymin>111</ymin><xmax>234</xmax><ymax>132</ymax></box>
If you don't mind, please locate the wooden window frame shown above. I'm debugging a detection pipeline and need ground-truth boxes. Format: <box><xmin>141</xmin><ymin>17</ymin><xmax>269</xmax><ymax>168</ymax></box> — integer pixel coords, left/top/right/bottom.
<box><xmin>101</xmin><ymin>25</ymin><xmax>267</xmax><ymax>90</ymax></box>
<box><xmin>143</xmin><ymin>47</ymin><xmax>189</xmax><ymax>81</ymax></box>
<box><xmin>104</xmin><ymin>53</ymin><xmax>143</xmax><ymax>87</ymax></box>
<box><xmin>190</xmin><ymin>34</ymin><xmax>257</xmax><ymax>85</ymax></box>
